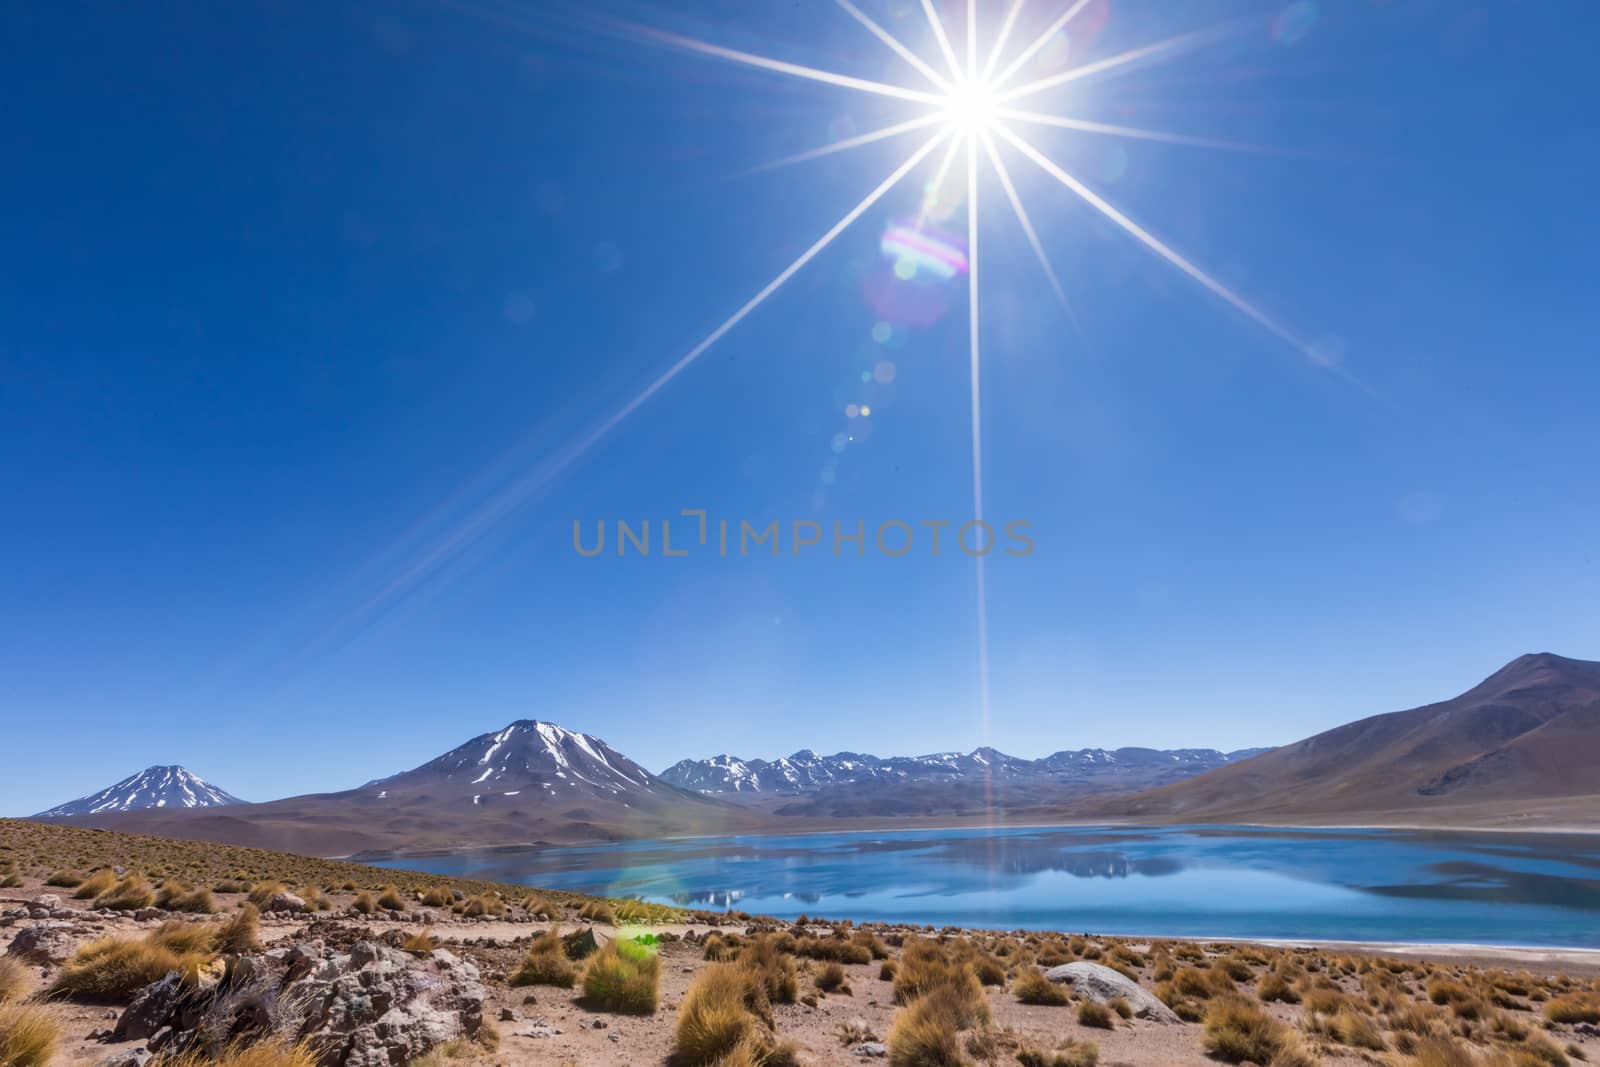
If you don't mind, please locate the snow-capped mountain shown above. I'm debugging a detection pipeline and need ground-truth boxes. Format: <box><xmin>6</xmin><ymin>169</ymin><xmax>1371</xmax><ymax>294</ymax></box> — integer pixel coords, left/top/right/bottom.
<box><xmin>660</xmin><ymin>745</ymin><xmax>1271</xmax><ymax>796</ymax></box>
<box><xmin>361</xmin><ymin>720</ymin><xmax>670</xmax><ymax>806</ymax></box>
<box><xmin>36</xmin><ymin>766</ymin><xmax>244</xmax><ymax>817</ymax></box>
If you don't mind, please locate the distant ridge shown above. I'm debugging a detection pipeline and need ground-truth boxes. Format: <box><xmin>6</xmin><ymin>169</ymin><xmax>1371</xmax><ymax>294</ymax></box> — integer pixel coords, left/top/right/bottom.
<box><xmin>36</xmin><ymin>766</ymin><xmax>243</xmax><ymax>817</ymax></box>
<box><xmin>1091</xmin><ymin>652</ymin><xmax>1600</xmax><ymax>826</ymax></box>
<box><xmin>661</xmin><ymin>746</ymin><xmax>1269</xmax><ymax>796</ymax></box>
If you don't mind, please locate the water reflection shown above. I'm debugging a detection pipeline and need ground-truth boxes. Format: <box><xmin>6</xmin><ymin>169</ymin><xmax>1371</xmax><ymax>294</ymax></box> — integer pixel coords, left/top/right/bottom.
<box><xmin>374</xmin><ymin>825</ymin><xmax>1600</xmax><ymax>946</ymax></box>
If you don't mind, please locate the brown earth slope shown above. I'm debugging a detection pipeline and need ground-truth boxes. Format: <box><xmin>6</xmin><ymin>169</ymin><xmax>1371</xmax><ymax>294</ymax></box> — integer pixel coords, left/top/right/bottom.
<box><xmin>1092</xmin><ymin>652</ymin><xmax>1600</xmax><ymax>827</ymax></box>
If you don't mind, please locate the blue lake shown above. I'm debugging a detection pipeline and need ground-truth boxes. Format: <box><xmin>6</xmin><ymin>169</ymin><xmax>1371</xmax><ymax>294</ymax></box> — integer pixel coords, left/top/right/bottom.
<box><xmin>371</xmin><ymin>825</ymin><xmax>1600</xmax><ymax>947</ymax></box>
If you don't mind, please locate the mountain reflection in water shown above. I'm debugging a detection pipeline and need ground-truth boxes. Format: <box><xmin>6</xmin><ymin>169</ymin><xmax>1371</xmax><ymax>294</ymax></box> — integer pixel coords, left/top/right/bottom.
<box><xmin>374</xmin><ymin>825</ymin><xmax>1600</xmax><ymax>946</ymax></box>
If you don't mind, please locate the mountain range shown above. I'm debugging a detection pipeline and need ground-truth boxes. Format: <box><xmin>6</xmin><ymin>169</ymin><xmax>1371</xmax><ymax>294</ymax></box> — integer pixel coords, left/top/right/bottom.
<box><xmin>34</xmin><ymin>652</ymin><xmax>1600</xmax><ymax>853</ymax></box>
<box><xmin>660</xmin><ymin>746</ymin><xmax>1270</xmax><ymax>795</ymax></box>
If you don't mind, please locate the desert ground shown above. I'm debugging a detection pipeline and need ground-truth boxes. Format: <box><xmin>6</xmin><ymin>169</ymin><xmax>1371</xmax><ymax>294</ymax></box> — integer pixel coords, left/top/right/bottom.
<box><xmin>3</xmin><ymin>819</ymin><xmax>1599</xmax><ymax>1067</ymax></box>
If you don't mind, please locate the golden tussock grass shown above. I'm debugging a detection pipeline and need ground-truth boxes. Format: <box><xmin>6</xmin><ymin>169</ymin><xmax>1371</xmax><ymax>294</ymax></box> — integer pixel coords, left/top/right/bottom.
<box><xmin>1546</xmin><ymin>992</ymin><xmax>1600</xmax><ymax>1025</ymax></box>
<box><xmin>508</xmin><ymin>930</ymin><xmax>575</xmax><ymax>989</ymax></box>
<box><xmin>49</xmin><ymin>935</ymin><xmax>205</xmax><ymax>1002</ymax></box>
<box><xmin>376</xmin><ymin>885</ymin><xmax>407</xmax><ymax>911</ymax></box>
<box><xmin>886</xmin><ymin>996</ymin><xmax>963</xmax><ymax>1067</ymax></box>
<box><xmin>0</xmin><ymin>960</ymin><xmax>28</xmax><ymax>1006</ymax></box>
<box><xmin>577</xmin><ymin>900</ymin><xmax>615</xmax><ymax>925</ymax></box>
<box><xmin>672</xmin><ymin>963</ymin><xmax>773</xmax><ymax>1066</ymax></box>
<box><xmin>1076</xmin><ymin>1000</ymin><xmax>1115</xmax><ymax>1029</ymax></box>
<box><xmin>44</xmin><ymin>869</ymin><xmax>85</xmax><ymax>888</ymax></box>
<box><xmin>1201</xmin><ymin>996</ymin><xmax>1292</xmax><ymax>1065</ymax></box>
<box><xmin>149</xmin><ymin>1039</ymin><xmax>319</xmax><ymax>1067</ymax></box>
<box><xmin>155</xmin><ymin>881</ymin><xmax>216</xmax><ymax>914</ymax></box>
<box><xmin>0</xmin><ymin>1001</ymin><xmax>61</xmax><ymax>1067</ymax></box>
<box><xmin>402</xmin><ymin>930</ymin><xmax>438</xmax><ymax>956</ymax></box>
<box><xmin>351</xmin><ymin>892</ymin><xmax>377</xmax><ymax>915</ymax></box>
<box><xmin>457</xmin><ymin>894</ymin><xmax>503</xmax><ymax>918</ymax></box>
<box><xmin>1015</xmin><ymin>1041</ymin><xmax>1099</xmax><ymax>1067</ymax></box>
<box><xmin>246</xmin><ymin>881</ymin><xmax>285</xmax><ymax>911</ymax></box>
<box><xmin>214</xmin><ymin>904</ymin><xmax>262</xmax><ymax>955</ymax></box>
<box><xmin>419</xmin><ymin>885</ymin><xmax>455</xmax><ymax>908</ymax></box>
<box><xmin>737</xmin><ymin>938</ymin><xmax>797</xmax><ymax>1008</ymax></box>
<box><xmin>49</xmin><ymin>908</ymin><xmax>261</xmax><ymax>1002</ymax></box>
<box><xmin>814</xmin><ymin>961</ymin><xmax>849</xmax><ymax>995</ymax></box>
<box><xmin>1012</xmin><ymin>966</ymin><xmax>1069</xmax><ymax>1006</ymax></box>
<box><xmin>95</xmin><ymin>874</ymin><xmax>156</xmax><ymax>911</ymax></box>
<box><xmin>580</xmin><ymin>939</ymin><xmax>659</xmax><ymax>1015</ymax></box>
<box><xmin>521</xmin><ymin>894</ymin><xmax>558</xmax><ymax>920</ymax></box>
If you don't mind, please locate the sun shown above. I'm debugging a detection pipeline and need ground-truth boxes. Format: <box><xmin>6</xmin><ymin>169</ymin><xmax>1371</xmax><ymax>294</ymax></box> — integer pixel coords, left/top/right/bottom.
<box><xmin>942</xmin><ymin>76</ymin><xmax>1001</xmax><ymax>135</ymax></box>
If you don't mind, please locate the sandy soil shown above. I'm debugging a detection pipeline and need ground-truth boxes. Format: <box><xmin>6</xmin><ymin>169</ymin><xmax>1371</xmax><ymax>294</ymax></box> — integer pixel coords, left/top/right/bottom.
<box><xmin>7</xmin><ymin>883</ymin><xmax>1600</xmax><ymax>1067</ymax></box>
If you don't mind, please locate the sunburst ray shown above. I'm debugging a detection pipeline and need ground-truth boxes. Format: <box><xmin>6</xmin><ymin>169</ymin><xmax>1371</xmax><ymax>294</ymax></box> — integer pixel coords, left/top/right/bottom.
<box><xmin>995</xmin><ymin>123</ymin><xmax>1317</xmax><ymax>361</ymax></box>
<box><xmin>834</xmin><ymin>0</ymin><xmax>952</xmax><ymax>92</ymax></box>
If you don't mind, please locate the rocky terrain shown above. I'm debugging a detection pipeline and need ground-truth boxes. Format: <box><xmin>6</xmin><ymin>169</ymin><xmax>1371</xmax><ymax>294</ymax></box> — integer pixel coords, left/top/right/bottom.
<box><xmin>4</xmin><ymin>820</ymin><xmax>1600</xmax><ymax>1067</ymax></box>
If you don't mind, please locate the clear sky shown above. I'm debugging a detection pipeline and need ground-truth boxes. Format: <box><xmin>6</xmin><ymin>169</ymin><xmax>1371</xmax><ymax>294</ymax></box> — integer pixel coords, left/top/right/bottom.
<box><xmin>4</xmin><ymin>1</ymin><xmax>1598</xmax><ymax>816</ymax></box>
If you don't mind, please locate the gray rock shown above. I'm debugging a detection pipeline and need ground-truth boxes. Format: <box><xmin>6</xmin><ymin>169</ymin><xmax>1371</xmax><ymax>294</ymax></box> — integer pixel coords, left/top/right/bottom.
<box><xmin>133</xmin><ymin>908</ymin><xmax>164</xmax><ymax>922</ymax></box>
<box><xmin>184</xmin><ymin>941</ymin><xmax>483</xmax><ymax>1067</ymax></box>
<box><xmin>1042</xmin><ymin>961</ymin><xmax>1180</xmax><ymax>1024</ymax></box>
<box><xmin>6</xmin><ymin>923</ymin><xmax>77</xmax><ymax>964</ymax></box>
<box><xmin>100</xmin><ymin>1049</ymin><xmax>152</xmax><ymax>1067</ymax></box>
<box><xmin>266</xmin><ymin>892</ymin><xmax>306</xmax><ymax>914</ymax></box>
<box><xmin>116</xmin><ymin>971</ymin><xmax>189</xmax><ymax>1041</ymax></box>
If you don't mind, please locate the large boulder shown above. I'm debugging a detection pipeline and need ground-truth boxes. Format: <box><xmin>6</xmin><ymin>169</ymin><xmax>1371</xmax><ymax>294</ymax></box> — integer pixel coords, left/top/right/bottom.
<box><xmin>1042</xmin><ymin>961</ymin><xmax>1181</xmax><ymax>1024</ymax></box>
<box><xmin>169</xmin><ymin>940</ymin><xmax>484</xmax><ymax>1067</ymax></box>
<box><xmin>116</xmin><ymin>971</ymin><xmax>191</xmax><ymax>1041</ymax></box>
<box><xmin>6</xmin><ymin>922</ymin><xmax>79</xmax><ymax>964</ymax></box>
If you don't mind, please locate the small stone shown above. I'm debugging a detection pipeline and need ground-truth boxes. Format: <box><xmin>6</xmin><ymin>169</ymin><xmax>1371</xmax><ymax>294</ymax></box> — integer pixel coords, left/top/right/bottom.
<box><xmin>591</xmin><ymin>1019</ymin><xmax>607</xmax><ymax>1030</ymax></box>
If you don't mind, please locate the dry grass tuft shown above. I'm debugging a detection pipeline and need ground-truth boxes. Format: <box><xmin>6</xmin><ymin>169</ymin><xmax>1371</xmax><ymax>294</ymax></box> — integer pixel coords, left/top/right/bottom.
<box><xmin>402</xmin><ymin>930</ymin><xmax>438</xmax><ymax>957</ymax></box>
<box><xmin>156</xmin><ymin>880</ymin><xmax>217</xmax><ymax>914</ymax></box>
<box><xmin>815</xmin><ymin>961</ymin><xmax>850</xmax><ymax>995</ymax></box>
<box><xmin>578</xmin><ymin>900</ymin><xmax>616</xmax><ymax>925</ymax></box>
<box><xmin>376</xmin><ymin>885</ymin><xmax>407</xmax><ymax>911</ymax></box>
<box><xmin>45</xmin><ymin>869</ymin><xmax>85</xmax><ymax>888</ymax></box>
<box><xmin>509</xmin><ymin>930</ymin><xmax>576</xmax><ymax>989</ymax></box>
<box><xmin>1076</xmin><ymin>1000</ymin><xmax>1115</xmax><ymax>1029</ymax></box>
<box><xmin>96</xmin><ymin>874</ymin><xmax>156</xmax><ymax>911</ymax></box>
<box><xmin>1013</xmin><ymin>966</ymin><xmax>1069</xmax><ymax>1006</ymax></box>
<box><xmin>351</xmin><ymin>892</ymin><xmax>377</xmax><ymax>915</ymax></box>
<box><xmin>246</xmin><ymin>881</ymin><xmax>285</xmax><ymax>911</ymax></box>
<box><xmin>214</xmin><ymin>904</ymin><xmax>262</xmax><ymax>955</ymax></box>
<box><xmin>1016</xmin><ymin>1041</ymin><xmax>1099</xmax><ymax>1067</ymax></box>
<box><xmin>1546</xmin><ymin>993</ymin><xmax>1600</xmax><ymax>1025</ymax></box>
<box><xmin>521</xmin><ymin>894</ymin><xmax>559</xmax><ymax>920</ymax></box>
<box><xmin>73</xmin><ymin>869</ymin><xmax>117</xmax><ymax>900</ymax></box>
<box><xmin>672</xmin><ymin>964</ymin><xmax>771</xmax><ymax>1066</ymax></box>
<box><xmin>887</xmin><ymin>996</ymin><xmax>963</xmax><ymax>1067</ymax></box>
<box><xmin>0</xmin><ymin>1002</ymin><xmax>61</xmax><ymax>1067</ymax></box>
<box><xmin>149</xmin><ymin>1038</ymin><xmax>319</xmax><ymax>1067</ymax></box>
<box><xmin>0</xmin><ymin>960</ymin><xmax>29</xmax><ymax>1006</ymax></box>
<box><xmin>581</xmin><ymin>939</ymin><xmax>659</xmax><ymax>1014</ymax></box>
<box><xmin>419</xmin><ymin>885</ymin><xmax>454</xmax><ymax>908</ymax></box>
<box><xmin>1202</xmin><ymin>996</ymin><xmax>1292</xmax><ymax>1064</ymax></box>
<box><xmin>50</xmin><ymin>935</ymin><xmax>203</xmax><ymax>1001</ymax></box>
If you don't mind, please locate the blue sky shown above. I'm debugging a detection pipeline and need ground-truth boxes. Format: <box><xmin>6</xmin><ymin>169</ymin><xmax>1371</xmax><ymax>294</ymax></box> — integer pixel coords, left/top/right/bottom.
<box><xmin>3</xmin><ymin>0</ymin><xmax>1598</xmax><ymax>815</ymax></box>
